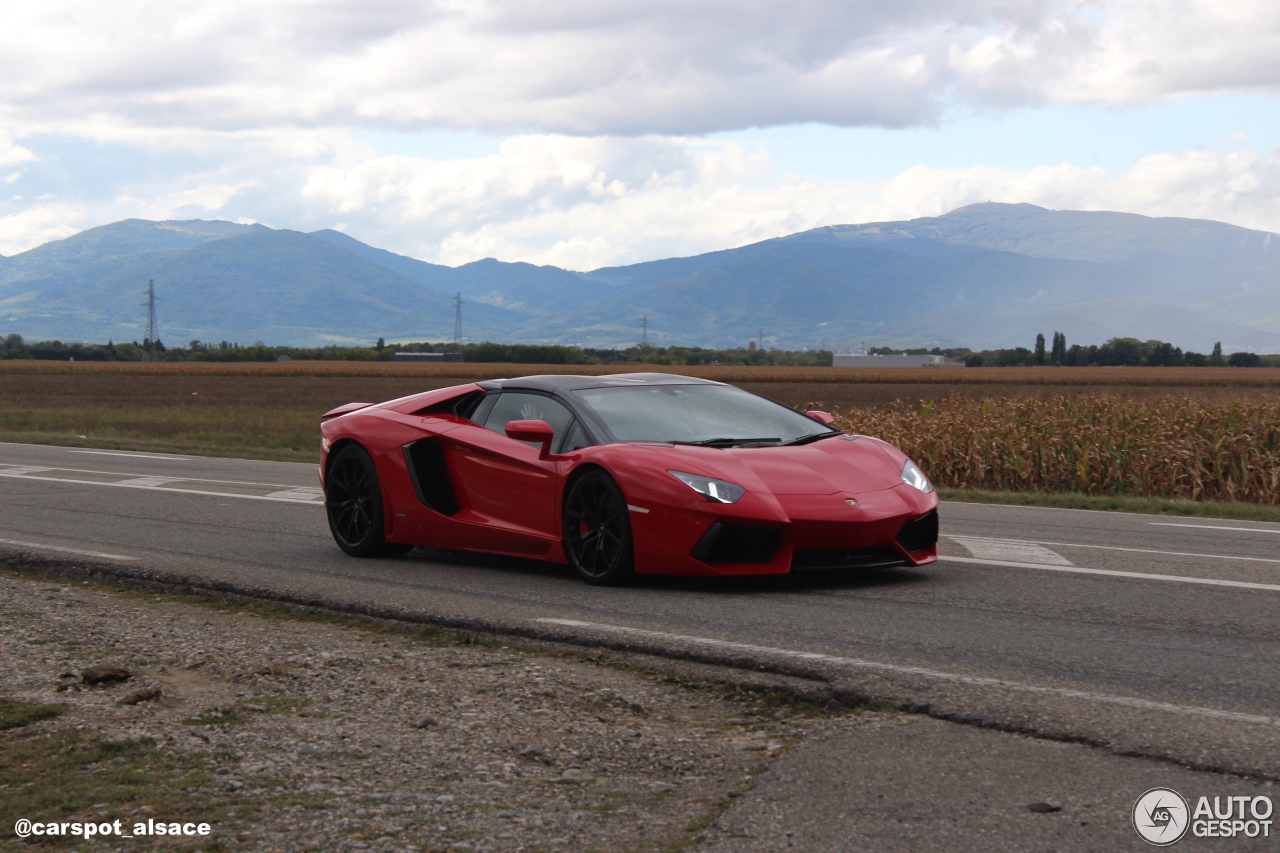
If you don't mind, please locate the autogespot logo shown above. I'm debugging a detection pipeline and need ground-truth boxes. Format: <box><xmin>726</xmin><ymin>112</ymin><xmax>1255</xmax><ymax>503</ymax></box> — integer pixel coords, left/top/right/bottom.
<box><xmin>1134</xmin><ymin>788</ymin><xmax>1191</xmax><ymax>846</ymax></box>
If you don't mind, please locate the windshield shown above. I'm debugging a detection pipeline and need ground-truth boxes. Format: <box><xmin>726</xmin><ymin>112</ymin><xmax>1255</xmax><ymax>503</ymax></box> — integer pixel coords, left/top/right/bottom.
<box><xmin>572</xmin><ymin>384</ymin><xmax>830</xmax><ymax>444</ymax></box>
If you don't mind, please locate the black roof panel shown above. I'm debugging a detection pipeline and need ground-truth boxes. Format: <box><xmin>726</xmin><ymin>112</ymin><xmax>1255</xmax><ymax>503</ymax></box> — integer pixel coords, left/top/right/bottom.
<box><xmin>476</xmin><ymin>372</ymin><xmax>725</xmax><ymax>393</ymax></box>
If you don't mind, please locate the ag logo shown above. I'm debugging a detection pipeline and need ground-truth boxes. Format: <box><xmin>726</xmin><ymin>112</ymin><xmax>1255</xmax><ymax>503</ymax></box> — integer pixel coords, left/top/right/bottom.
<box><xmin>1133</xmin><ymin>788</ymin><xmax>1190</xmax><ymax>845</ymax></box>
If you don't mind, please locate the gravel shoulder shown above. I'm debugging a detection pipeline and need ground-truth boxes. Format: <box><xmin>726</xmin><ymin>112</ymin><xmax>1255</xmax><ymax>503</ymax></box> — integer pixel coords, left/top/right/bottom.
<box><xmin>6</xmin><ymin>564</ymin><xmax>1272</xmax><ymax>853</ymax></box>
<box><xmin>0</xmin><ymin>568</ymin><xmax>847</xmax><ymax>853</ymax></box>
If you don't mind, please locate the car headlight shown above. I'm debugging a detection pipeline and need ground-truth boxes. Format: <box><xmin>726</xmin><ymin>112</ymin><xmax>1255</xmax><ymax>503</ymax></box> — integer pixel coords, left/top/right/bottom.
<box><xmin>668</xmin><ymin>470</ymin><xmax>746</xmax><ymax>504</ymax></box>
<box><xmin>900</xmin><ymin>459</ymin><xmax>933</xmax><ymax>493</ymax></box>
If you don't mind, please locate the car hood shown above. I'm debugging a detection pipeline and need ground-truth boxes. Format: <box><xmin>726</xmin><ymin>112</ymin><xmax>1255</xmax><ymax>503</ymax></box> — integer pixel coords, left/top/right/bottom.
<box><xmin>641</xmin><ymin>438</ymin><xmax>903</xmax><ymax>496</ymax></box>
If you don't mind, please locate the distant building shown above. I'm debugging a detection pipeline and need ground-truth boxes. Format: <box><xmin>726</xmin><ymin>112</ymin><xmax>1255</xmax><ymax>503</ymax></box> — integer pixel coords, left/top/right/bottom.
<box><xmin>394</xmin><ymin>352</ymin><xmax>464</xmax><ymax>363</ymax></box>
<box><xmin>832</xmin><ymin>353</ymin><xmax>962</xmax><ymax>368</ymax></box>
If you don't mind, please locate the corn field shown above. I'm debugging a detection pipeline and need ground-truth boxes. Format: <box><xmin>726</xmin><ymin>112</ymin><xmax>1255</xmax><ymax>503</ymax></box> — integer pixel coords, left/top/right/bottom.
<box><xmin>836</xmin><ymin>395</ymin><xmax>1280</xmax><ymax>504</ymax></box>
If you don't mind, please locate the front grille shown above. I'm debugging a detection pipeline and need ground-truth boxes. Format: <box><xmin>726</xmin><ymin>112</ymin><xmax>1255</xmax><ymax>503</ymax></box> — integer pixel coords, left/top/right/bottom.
<box><xmin>691</xmin><ymin>523</ymin><xmax>783</xmax><ymax>565</ymax></box>
<box><xmin>896</xmin><ymin>509</ymin><xmax>938</xmax><ymax>553</ymax></box>
<box><xmin>791</xmin><ymin>545</ymin><xmax>905</xmax><ymax>571</ymax></box>
<box><xmin>403</xmin><ymin>440</ymin><xmax>460</xmax><ymax>515</ymax></box>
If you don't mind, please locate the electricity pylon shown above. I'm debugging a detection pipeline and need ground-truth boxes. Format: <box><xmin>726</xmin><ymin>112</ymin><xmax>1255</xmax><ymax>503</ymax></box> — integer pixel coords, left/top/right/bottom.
<box><xmin>452</xmin><ymin>292</ymin><xmax>463</xmax><ymax>348</ymax></box>
<box><xmin>142</xmin><ymin>279</ymin><xmax>158</xmax><ymax>361</ymax></box>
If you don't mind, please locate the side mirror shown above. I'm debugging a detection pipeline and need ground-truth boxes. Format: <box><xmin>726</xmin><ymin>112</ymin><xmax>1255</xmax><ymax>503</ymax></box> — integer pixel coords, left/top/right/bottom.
<box><xmin>505</xmin><ymin>419</ymin><xmax>556</xmax><ymax>458</ymax></box>
<box><xmin>806</xmin><ymin>410</ymin><xmax>836</xmax><ymax>426</ymax></box>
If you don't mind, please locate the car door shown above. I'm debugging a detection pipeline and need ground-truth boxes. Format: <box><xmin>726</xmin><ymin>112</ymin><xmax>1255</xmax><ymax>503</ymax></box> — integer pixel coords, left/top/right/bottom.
<box><xmin>447</xmin><ymin>391</ymin><xmax>575</xmax><ymax>546</ymax></box>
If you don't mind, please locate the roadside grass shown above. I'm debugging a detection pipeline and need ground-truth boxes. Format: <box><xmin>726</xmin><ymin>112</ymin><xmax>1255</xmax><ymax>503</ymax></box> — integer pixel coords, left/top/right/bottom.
<box><xmin>0</xmin><ymin>699</ymin><xmax>66</xmax><ymax>730</ymax></box>
<box><xmin>0</xmin><ymin>730</ymin><xmax>237</xmax><ymax>850</ymax></box>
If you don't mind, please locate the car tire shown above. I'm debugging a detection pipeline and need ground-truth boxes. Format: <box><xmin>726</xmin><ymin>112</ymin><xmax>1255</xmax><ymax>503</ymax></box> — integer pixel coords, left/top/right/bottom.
<box><xmin>563</xmin><ymin>469</ymin><xmax>635</xmax><ymax>586</ymax></box>
<box><xmin>325</xmin><ymin>444</ymin><xmax>412</xmax><ymax>557</ymax></box>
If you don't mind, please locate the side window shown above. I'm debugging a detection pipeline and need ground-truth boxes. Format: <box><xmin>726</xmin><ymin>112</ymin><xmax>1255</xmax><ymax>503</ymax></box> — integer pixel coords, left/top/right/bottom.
<box><xmin>559</xmin><ymin>420</ymin><xmax>593</xmax><ymax>453</ymax></box>
<box><xmin>468</xmin><ymin>393</ymin><xmax>498</xmax><ymax>425</ymax></box>
<box><xmin>482</xmin><ymin>393</ymin><xmax>575</xmax><ymax>448</ymax></box>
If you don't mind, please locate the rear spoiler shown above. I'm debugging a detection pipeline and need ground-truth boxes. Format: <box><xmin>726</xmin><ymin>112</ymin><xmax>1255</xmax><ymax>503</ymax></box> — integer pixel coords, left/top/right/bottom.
<box><xmin>321</xmin><ymin>402</ymin><xmax>374</xmax><ymax>420</ymax></box>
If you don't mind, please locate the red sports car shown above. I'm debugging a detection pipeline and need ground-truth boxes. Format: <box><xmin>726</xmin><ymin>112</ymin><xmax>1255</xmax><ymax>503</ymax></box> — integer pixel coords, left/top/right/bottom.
<box><xmin>319</xmin><ymin>373</ymin><xmax>938</xmax><ymax>584</ymax></box>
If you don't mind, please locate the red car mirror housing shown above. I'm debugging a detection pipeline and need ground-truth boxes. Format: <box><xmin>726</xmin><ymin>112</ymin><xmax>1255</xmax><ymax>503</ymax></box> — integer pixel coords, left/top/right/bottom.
<box><xmin>806</xmin><ymin>410</ymin><xmax>836</xmax><ymax>426</ymax></box>
<box><xmin>505</xmin><ymin>419</ymin><xmax>557</xmax><ymax>458</ymax></box>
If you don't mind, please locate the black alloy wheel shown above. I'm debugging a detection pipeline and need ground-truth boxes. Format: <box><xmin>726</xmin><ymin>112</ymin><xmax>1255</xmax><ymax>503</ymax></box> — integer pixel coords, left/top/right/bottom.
<box><xmin>563</xmin><ymin>469</ymin><xmax>635</xmax><ymax>585</ymax></box>
<box><xmin>325</xmin><ymin>445</ymin><xmax>412</xmax><ymax>557</ymax></box>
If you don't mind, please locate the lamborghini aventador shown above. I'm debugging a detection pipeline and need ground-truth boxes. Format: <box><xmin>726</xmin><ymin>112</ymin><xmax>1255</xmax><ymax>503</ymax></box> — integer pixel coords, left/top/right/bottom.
<box><xmin>319</xmin><ymin>373</ymin><xmax>938</xmax><ymax>584</ymax></box>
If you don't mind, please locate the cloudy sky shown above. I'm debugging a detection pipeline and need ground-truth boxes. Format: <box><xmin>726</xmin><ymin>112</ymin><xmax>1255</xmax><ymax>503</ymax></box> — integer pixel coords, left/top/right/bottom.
<box><xmin>3</xmin><ymin>0</ymin><xmax>1280</xmax><ymax>269</ymax></box>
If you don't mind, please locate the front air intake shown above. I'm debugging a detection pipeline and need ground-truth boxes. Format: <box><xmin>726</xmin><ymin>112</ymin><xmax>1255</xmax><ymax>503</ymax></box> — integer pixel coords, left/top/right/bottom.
<box><xmin>691</xmin><ymin>523</ymin><xmax>783</xmax><ymax>565</ymax></box>
<box><xmin>896</xmin><ymin>509</ymin><xmax>939</xmax><ymax>553</ymax></box>
<box><xmin>791</xmin><ymin>546</ymin><xmax>905</xmax><ymax>571</ymax></box>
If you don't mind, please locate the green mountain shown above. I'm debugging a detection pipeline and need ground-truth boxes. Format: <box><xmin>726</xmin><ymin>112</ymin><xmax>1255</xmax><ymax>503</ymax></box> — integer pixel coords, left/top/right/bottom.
<box><xmin>818</xmin><ymin>202</ymin><xmax>1278</xmax><ymax>265</ymax></box>
<box><xmin>311</xmin><ymin>229</ymin><xmax>622</xmax><ymax>316</ymax></box>
<box><xmin>0</xmin><ymin>227</ymin><xmax>522</xmax><ymax>345</ymax></box>
<box><xmin>2</xmin><ymin>204</ymin><xmax>1279</xmax><ymax>351</ymax></box>
<box><xmin>533</xmin><ymin>204</ymin><xmax>1280</xmax><ymax>350</ymax></box>
<box><xmin>2</xmin><ymin>219</ymin><xmax>263</xmax><ymax>282</ymax></box>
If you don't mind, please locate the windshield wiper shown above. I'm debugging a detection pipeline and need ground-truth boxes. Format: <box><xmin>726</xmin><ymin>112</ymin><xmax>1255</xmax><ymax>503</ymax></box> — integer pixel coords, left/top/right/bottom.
<box><xmin>784</xmin><ymin>431</ymin><xmax>844</xmax><ymax>446</ymax></box>
<box><xmin>671</xmin><ymin>437</ymin><xmax>783</xmax><ymax>447</ymax></box>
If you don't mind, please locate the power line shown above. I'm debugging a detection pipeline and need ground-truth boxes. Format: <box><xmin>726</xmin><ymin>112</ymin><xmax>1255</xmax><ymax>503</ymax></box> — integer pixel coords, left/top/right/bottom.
<box><xmin>641</xmin><ymin>315</ymin><xmax>649</xmax><ymax>349</ymax></box>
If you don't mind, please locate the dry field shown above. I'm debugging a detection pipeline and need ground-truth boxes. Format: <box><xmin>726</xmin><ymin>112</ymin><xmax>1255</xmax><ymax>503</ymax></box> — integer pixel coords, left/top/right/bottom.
<box><xmin>838</xmin><ymin>395</ymin><xmax>1280</xmax><ymax>504</ymax></box>
<box><xmin>2</xmin><ymin>362</ymin><xmax>1278</xmax><ymax>504</ymax></box>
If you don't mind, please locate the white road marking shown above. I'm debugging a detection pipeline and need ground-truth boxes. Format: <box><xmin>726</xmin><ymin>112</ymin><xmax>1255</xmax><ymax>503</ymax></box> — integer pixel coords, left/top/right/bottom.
<box><xmin>950</xmin><ymin>537</ymin><xmax>1072</xmax><ymax>566</ymax></box>
<box><xmin>0</xmin><ymin>537</ymin><xmax>138</xmax><ymax>561</ymax></box>
<box><xmin>535</xmin><ymin>618</ymin><xmax>1280</xmax><ymax>728</ymax></box>
<box><xmin>115</xmin><ymin>477</ymin><xmax>178</xmax><ymax>487</ymax></box>
<box><xmin>946</xmin><ymin>534</ymin><xmax>1280</xmax><ymax>566</ymax></box>
<box><xmin>2</xmin><ymin>463</ymin><xmax>309</xmax><ymax>489</ymax></box>
<box><xmin>0</xmin><ymin>471</ymin><xmax>323</xmax><ymax>504</ymax></box>
<box><xmin>265</xmin><ymin>488</ymin><xmax>325</xmax><ymax>500</ymax></box>
<box><xmin>941</xmin><ymin>555</ymin><xmax>1280</xmax><ymax>592</ymax></box>
<box><xmin>0</xmin><ymin>467</ymin><xmax>49</xmax><ymax>476</ymax></box>
<box><xmin>69</xmin><ymin>450</ymin><xmax>192</xmax><ymax>460</ymax></box>
<box><xmin>1151</xmin><ymin>523</ymin><xmax>1280</xmax><ymax>534</ymax></box>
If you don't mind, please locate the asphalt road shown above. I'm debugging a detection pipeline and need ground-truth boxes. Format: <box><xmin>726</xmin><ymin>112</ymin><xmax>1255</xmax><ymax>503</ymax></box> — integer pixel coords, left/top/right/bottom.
<box><xmin>3</xmin><ymin>440</ymin><xmax>1280</xmax><ymax>784</ymax></box>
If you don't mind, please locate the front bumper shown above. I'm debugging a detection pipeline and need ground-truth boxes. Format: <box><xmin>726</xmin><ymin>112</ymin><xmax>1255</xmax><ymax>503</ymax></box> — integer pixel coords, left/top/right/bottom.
<box><xmin>627</xmin><ymin>483</ymin><xmax>939</xmax><ymax>576</ymax></box>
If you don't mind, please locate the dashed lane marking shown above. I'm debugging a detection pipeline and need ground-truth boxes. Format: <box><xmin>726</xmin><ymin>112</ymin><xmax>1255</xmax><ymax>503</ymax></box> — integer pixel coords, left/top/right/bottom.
<box><xmin>950</xmin><ymin>536</ymin><xmax>1072</xmax><ymax>566</ymax></box>
<box><xmin>940</xmin><ymin>555</ymin><xmax>1280</xmax><ymax>592</ymax></box>
<box><xmin>0</xmin><ymin>537</ymin><xmax>138</xmax><ymax>561</ymax></box>
<box><xmin>69</xmin><ymin>450</ymin><xmax>193</xmax><ymax>460</ymax></box>
<box><xmin>265</xmin><ymin>488</ymin><xmax>326</xmax><ymax>500</ymax></box>
<box><xmin>535</xmin><ymin>618</ymin><xmax>1280</xmax><ymax>728</ymax></box>
<box><xmin>1150</xmin><ymin>523</ymin><xmax>1280</xmax><ymax>534</ymax></box>
<box><xmin>945</xmin><ymin>534</ymin><xmax>1280</xmax><ymax>566</ymax></box>
<box><xmin>0</xmin><ymin>464</ymin><xmax>324</xmax><ymax>504</ymax></box>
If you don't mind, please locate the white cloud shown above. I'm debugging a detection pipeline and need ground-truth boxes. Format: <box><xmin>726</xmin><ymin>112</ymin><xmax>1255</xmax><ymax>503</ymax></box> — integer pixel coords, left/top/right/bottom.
<box><xmin>0</xmin><ymin>129</ymin><xmax>35</xmax><ymax>167</ymax></box>
<box><xmin>2</xmin><ymin>0</ymin><xmax>1279</xmax><ymax>267</ymax></box>
<box><xmin>0</xmin><ymin>201</ymin><xmax>83</xmax><ymax>256</ymax></box>
<box><xmin>2</xmin><ymin>0</ymin><xmax>1278</xmax><ymax>140</ymax></box>
<box><xmin>4</xmin><ymin>129</ymin><xmax>1280</xmax><ymax>265</ymax></box>
<box><xmin>295</xmin><ymin>135</ymin><xmax>1280</xmax><ymax>268</ymax></box>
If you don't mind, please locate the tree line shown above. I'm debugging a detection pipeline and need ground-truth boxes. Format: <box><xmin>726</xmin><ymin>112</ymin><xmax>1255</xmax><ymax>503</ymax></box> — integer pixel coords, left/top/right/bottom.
<box><xmin>0</xmin><ymin>335</ymin><xmax>833</xmax><ymax>366</ymax></box>
<box><xmin>963</xmin><ymin>334</ymin><xmax>1278</xmax><ymax>367</ymax></box>
<box><xmin>1</xmin><ymin>332</ymin><xmax>1273</xmax><ymax>367</ymax></box>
